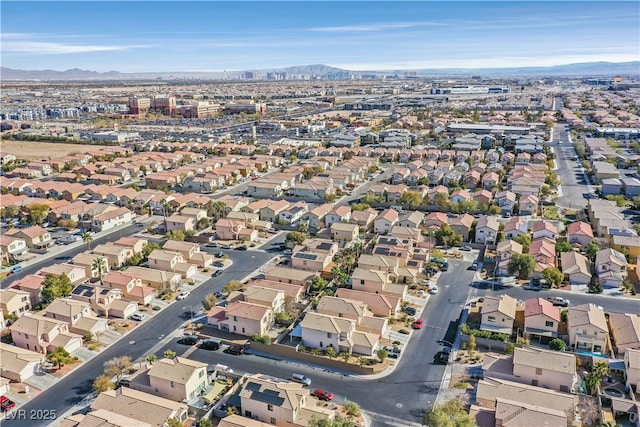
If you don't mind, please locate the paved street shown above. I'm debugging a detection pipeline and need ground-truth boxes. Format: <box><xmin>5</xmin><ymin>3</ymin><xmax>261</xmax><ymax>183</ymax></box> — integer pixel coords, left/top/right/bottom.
<box><xmin>550</xmin><ymin>124</ymin><xmax>591</xmax><ymax>210</ymax></box>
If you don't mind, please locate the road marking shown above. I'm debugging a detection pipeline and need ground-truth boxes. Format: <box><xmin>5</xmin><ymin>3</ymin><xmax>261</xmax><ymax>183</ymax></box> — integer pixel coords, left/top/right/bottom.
<box><xmin>366</xmin><ymin>411</ymin><xmax>423</xmax><ymax>427</ymax></box>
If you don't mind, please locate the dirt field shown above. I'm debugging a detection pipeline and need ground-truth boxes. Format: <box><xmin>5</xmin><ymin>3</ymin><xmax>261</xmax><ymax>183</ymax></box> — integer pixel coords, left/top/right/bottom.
<box><xmin>1</xmin><ymin>140</ymin><xmax>113</xmax><ymax>161</ymax></box>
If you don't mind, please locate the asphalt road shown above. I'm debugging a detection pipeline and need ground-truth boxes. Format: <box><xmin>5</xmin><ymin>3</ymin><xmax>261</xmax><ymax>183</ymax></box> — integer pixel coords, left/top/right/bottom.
<box><xmin>2</xmin><ymin>248</ymin><xmax>277</xmax><ymax>427</ymax></box>
<box><xmin>550</xmin><ymin>124</ymin><xmax>591</xmax><ymax>210</ymax></box>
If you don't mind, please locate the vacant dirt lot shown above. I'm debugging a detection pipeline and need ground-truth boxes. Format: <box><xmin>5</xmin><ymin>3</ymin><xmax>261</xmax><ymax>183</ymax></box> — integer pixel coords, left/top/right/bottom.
<box><xmin>1</xmin><ymin>141</ymin><xmax>112</xmax><ymax>161</ymax></box>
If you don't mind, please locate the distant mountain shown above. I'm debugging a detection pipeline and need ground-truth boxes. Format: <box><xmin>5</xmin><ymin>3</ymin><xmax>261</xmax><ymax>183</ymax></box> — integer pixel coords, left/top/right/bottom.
<box><xmin>1</xmin><ymin>61</ymin><xmax>638</xmax><ymax>81</ymax></box>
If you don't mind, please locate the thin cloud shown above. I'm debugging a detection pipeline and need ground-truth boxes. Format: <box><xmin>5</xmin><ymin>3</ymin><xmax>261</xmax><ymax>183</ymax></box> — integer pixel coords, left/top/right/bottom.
<box><xmin>311</xmin><ymin>21</ymin><xmax>445</xmax><ymax>32</ymax></box>
<box><xmin>3</xmin><ymin>41</ymin><xmax>154</xmax><ymax>54</ymax></box>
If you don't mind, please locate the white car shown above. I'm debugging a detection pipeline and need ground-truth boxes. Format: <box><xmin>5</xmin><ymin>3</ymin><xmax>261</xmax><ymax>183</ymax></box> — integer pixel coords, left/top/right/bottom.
<box><xmin>130</xmin><ymin>313</ymin><xmax>146</xmax><ymax>321</ymax></box>
<box><xmin>176</xmin><ymin>291</ymin><xmax>190</xmax><ymax>300</ymax></box>
<box><xmin>429</xmin><ymin>286</ymin><xmax>439</xmax><ymax>295</ymax></box>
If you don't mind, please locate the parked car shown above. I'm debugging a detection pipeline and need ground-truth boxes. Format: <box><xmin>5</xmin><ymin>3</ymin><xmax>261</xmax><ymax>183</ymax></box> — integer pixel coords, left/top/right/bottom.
<box><xmin>403</xmin><ymin>306</ymin><xmax>416</xmax><ymax>316</ymax></box>
<box><xmin>221</xmin><ymin>244</ymin><xmax>232</xmax><ymax>249</ymax></box>
<box><xmin>291</xmin><ymin>373</ymin><xmax>311</xmax><ymax>386</ymax></box>
<box><xmin>467</xmin><ymin>262</ymin><xmax>478</xmax><ymax>271</ymax></box>
<box><xmin>205</xmin><ymin>243</ymin><xmax>219</xmax><ymax>248</ymax></box>
<box><xmin>547</xmin><ymin>296</ymin><xmax>570</xmax><ymax>307</ymax></box>
<box><xmin>440</xmin><ymin>263</ymin><xmax>449</xmax><ymax>271</ymax></box>
<box><xmin>130</xmin><ymin>313</ymin><xmax>146</xmax><ymax>321</ymax></box>
<box><xmin>216</xmin><ymin>252</ymin><xmax>225</xmax><ymax>258</ymax></box>
<box><xmin>200</xmin><ymin>338</ymin><xmax>221</xmax><ymax>351</ymax></box>
<box><xmin>178</xmin><ymin>335</ymin><xmax>200</xmax><ymax>345</ymax></box>
<box><xmin>439</xmin><ymin>347</ymin><xmax>451</xmax><ymax>364</ymax></box>
<box><xmin>213</xmin><ymin>261</ymin><xmax>225</xmax><ymax>268</ymax></box>
<box><xmin>235</xmin><ymin>245</ymin><xmax>248</xmax><ymax>251</ymax></box>
<box><xmin>212</xmin><ymin>269</ymin><xmax>223</xmax><ymax>277</ymax></box>
<box><xmin>268</xmin><ymin>228</ymin><xmax>278</xmax><ymax>233</ymax></box>
<box><xmin>428</xmin><ymin>285</ymin><xmax>439</xmax><ymax>295</ymax></box>
<box><xmin>225</xmin><ymin>345</ymin><xmax>244</xmax><ymax>355</ymax></box>
<box><xmin>382</xmin><ymin>345</ymin><xmax>401</xmax><ymax>358</ymax></box>
<box><xmin>176</xmin><ymin>290</ymin><xmax>190</xmax><ymax>300</ymax></box>
<box><xmin>0</xmin><ymin>396</ymin><xmax>16</xmax><ymax>412</ymax></box>
<box><xmin>460</xmin><ymin>245</ymin><xmax>472</xmax><ymax>251</ymax></box>
<box><xmin>412</xmin><ymin>318</ymin><xmax>424</xmax><ymax>329</ymax></box>
<box><xmin>312</xmin><ymin>388</ymin><xmax>334</xmax><ymax>401</ymax></box>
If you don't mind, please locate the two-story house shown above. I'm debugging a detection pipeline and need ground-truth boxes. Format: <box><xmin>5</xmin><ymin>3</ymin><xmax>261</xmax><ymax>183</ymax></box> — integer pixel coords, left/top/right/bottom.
<box><xmin>101</xmin><ymin>271</ymin><xmax>156</xmax><ymax>305</ymax></box>
<box><xmin>0</xmin><ymin>288</ymin><xmax>31</xmax><ymax>323</ymax></box>
<box><xmin>70</xmin><ymin>283</ymin><xmax>138</xmax><ymax>319</ymax></box>
<box><xmin>207</xmin><ymin>300</ymin><xmax>273</xmax><ymax>337</ymax></box>
<box><xmin>495</xmin><ymin>240</ymin><xmax>523</xmax><ymax>277</ymax></box>
<box><xmin>568</xmin><ymin>303</ymin><xmax>609</xmax><ymax>354</ymax></box>
<box><xmin>524</xmin><ymin>298</ymin><xmax>560</xmax><ymax>339</ymax></box>
<box><xmin>480</xmin><ymin>295</ymin><xmax>517</xmax><ymax>334</ymax></box>
<box><xmin>374</xmin><ymin>209</ymin><xmax>399</xmax><ymax>234</ymax></box>
<box><xmin>595</xmin><ymin>248</ymin><xmax>628</xmax><ymax>288</ymax></box>
<box><xmin>330</xmin><ymin>222</ymin><xmax>359</xmax><ymax>246</ymax></box>
<box><xmin>5</xmin><ymin>226</ymin><xmax>52</xmax><ymax>251</ymax></box>
<box><xmin>608</xmin><ymin>312</ymin><xmax>640</xmax><ymax>356</ymax></box>
<box><xmin>43</xmin><ymin>298</ymin><xmax>108</xmax><ymax>336</ymax></box>
<box><xmin>512</xmin><ymin>347</ymin><xmax>577</xmax><ymax>393</ymax></box>
<box><xmin>128</xmin><ymin>357</ymin><xmax>208</xmax><ymax>403</ymax></box>
<box><xmin>300</xmin><ymin>311</ymin><xmax>379</xmax><ymax>356</ymax></box>
<box><xmin>147</xmin><ymin>249</ymin><xmax>197</xmax><ymax>279</ymax></box>
<box><xmin>10</xmin><ymin>313</ymin><xmax>83</xmax><ymax>354</ymax></box>
<box><xmin>475</xmin><ymin>215</ymin><xmax>500</xmax><ymax>245</ymax></box>
<box><xmin>567</xmin><ymin>221</ymin><xmax>595</xmax><ymax>248</ymax></box>
<box><xmin>92</xmin><ymin>244</ymin><xmax>134</xmax><ymax>268</ymax></box>
<box><xmin>560</xmin><ymin>251</ymin><xmax>592</xmax><ymax>285</ymax></box>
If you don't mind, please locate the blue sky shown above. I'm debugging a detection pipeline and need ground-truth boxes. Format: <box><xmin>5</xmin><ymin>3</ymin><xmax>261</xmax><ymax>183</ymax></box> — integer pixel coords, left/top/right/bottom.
<box><xmin>1</xmin><ymin>1</ymin><xmax>638</xmax><ymax>72</ymax></box>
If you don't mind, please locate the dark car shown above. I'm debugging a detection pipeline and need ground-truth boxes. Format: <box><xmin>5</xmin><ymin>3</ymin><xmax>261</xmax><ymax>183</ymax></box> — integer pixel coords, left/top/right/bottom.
<box><xmin>403</xmin><ymin>306</ymin><xmax>416</xmax><ymax>316</ymax></box>
<box><xmin>200</xmin><ymin>338</ymin><xmax>221</xmax><ymax>351</ymax></box>
<box><xmin>0</xmin><ymin>396</ymin><xmax>16</xmax><ymax>412</ymax></box>
<box><xmin>216</xmin><ymin>252</ymin><xmax>225</xmax><ymax>258</ymax></box>
<box><xmin>178</xmin><ymin>335</ymin><xmax>200</xmax><ymax>345</ymax></box>
<box><xmin>235</xmin><ymin>245</ymin><xmax>248</xmax><ymax>251</ymax></box>
<box><xmin>213</xmin><ymin>261</ymin><xmax>225</xmax><ymax>268</ymax></box>
<box><xmin>212</xmin><ymin>269</ymin><xmax>223</xmax><ymax>277</ymax></box>
<box><xmin>439</xmin><ymin>263</ymin><xmax>449</xmax><ymax>271</ymax></box>
<box><xmin>225</xmin><ymin>345</ymin><xmax>245</xmax><ymax>355</ymax></box>
<box><xmin>439</xmin><ymin>347</ymin><xmax>452</xmax><ymax>364</ymax></box>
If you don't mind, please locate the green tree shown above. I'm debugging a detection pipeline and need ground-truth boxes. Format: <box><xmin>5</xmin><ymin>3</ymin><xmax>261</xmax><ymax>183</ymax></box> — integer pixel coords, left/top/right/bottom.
<box><xmin>82</xmin><ymin>231</ymin><xmax>94</xmax><ymax>250</ymax></box>
<box><xmin>341</xmin><ymin>352</ymin><xmax>352</xmax><ymax>364</ymax></box>
<box><xmin>542</xmin><ymin>267</ymin><xmax>564</xmax><ymax>288</ymax></box>
<box><xmin>331</xmin><ymin>265</ymin><xmax>349</xmax><ymax>287</ymax></box>
<box><xmin>343</xmin><ymin>401</ymin><xmax>361</xmax><ymax>418</ymax></box>
<box><xmin>507</xmin><ymin>253</ymin><xmax>536</xmax><ymax>279</ymax></box>
<box><xmin>41</xmin><ymin>273</ymin><xmax>73</xmax><ymax>303</ymax></box>
<box><xmin>27</xmin><ymin>203</ymin><xmax>49</xmax><ymax>225</ymax></box>
<box><xmin>585</xmin><ymin>361</ymin><xmax>609</xmax><ymax>396</ymax></box>
<box><xmin>325</xmin><ymin>346</ymin><xmax>337</xmax><ymax>359</ymax></box>
<box><xmin>513</xmin><ymin>234</ymin><xmax>532</xmax><ymax>253</ymax></box>
<box><xmin>549</xmin><ymin>338</ymin><xmax>566</xmax><ymax>351</ymax></box>
<box><xmin>58</xmin><ymin>219</ymin><xmax>77</xmax><ymax>231</ymax></box>
<box><xmin>47</xmin><ymin>346</ymin><xmax>73</xmax><ymax>369</ymax></box>
<box><xmin>309</xmin><ymin>275</ymin><xmax>328</xmax><ymax>296</ymax></box>
<box><xmin>164</xmin><ymin>349</ymin><xmax>176</xmax><ymax>359</ymax></box>
<box><xmin>400</xmin><ymin>190</ymin><xmax>422</xmax><ymax>206</ymax></box>
<box><xmin>309</xmin><ymin>415</ymin><xmax>355</xmax><ymax>427</ymax></box>
<box><xmin>145</xmin><ymin>354</ymin><xmax>157</xmax><ymax>364</ymax></box>
<box><xmin>324</xmin><ymin>193</ymin><xmax>337</xmax><ymax>203</ymax></box>
<box><xmin>433</xmin><ymin>192</ymin><xmax>451</xmax><ymax>209</ymax></box>
<box><xmin>467</xmin><ymin>335</ymin><xmax>476</xmax><ymax>356</ymax></box>
<box><xmin>377</xmin><ymin>348</ymin><xmax>388</xmax><ymax>363</ymax></box>
<box><xmin>103</xmin><ymin>356</ymin><xmax>133</xmax><ymax>385</ymax></box>
<box><xmin>166</xmin><ymin>418</ymin><xmax>183</xmax><ymax>427</ymax></box>
<box><xmin>286</xmin><ymin>231</ymin><xmax>306</xmax><ymax>246</ymax></box>
<box><xmin>585</xmin><ymin>241</ymin><xmax>599</xmax><ymax>261</ymax></box>
<box><xmin>92</xmin><ymin>257</ymin><xmax>108</xmax><ymax>279</ymax></box>
<box><xmin>165</xmin><ymin>229</ymin><xmax>186</xmax><ymax>241</ymax></box>
<box><xmin>351</xmin><ymin>203</ymin><xmax>370</xmax><ymax>211</ymax></box>
<box><xmin>423</xmin><ymin>399</ymin><xmax>477</xmax><ymax>427</ymax></box>
<box><xmin>207</xmin><ymin>201</ymin><xmax>228</xmax><ymax>221</ymax></box>
<box><xmin>1</xmin><ymin>205</ymin><xmax>20</xmax><ymax>221</ymax></box>
<box><xmin>93</xmin><ymin>374</ymin><xmax>115</xmax><ymax>393</ymax></box>
<box><xmin>196</xmin><ymin>419</ymin><xmax>213</xmax><ymax>427</ymax></box>
<box><xmin>433</xmin><ymin>224</ymin><xmax>463</xmax><ymax>247</ymax></box>
<box><xmin>222</xmin><ymin>280</ymin><xmax>243</xmax><ymax>295</ymax></box>
<box><xmin>555</xmin><ymin>241</ymin><xmax>573</xmax><ymax>254</ymax></box>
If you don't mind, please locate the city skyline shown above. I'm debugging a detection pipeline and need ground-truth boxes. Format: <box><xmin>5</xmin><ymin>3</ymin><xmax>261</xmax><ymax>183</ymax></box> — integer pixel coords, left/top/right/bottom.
<box><xmin>1</xmin><ymin>1</ymin><xmax>639</xmax><ymax>73</ymax></box>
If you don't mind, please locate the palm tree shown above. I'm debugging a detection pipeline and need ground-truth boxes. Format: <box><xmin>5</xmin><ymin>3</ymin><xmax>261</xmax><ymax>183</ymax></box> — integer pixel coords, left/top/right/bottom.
<box><xmin>586</xmin><ymin>361</ymin><xmax>609</xmax><ymax>396</ymax></box>
<box><xmin>92</xmin><ymin>257</ymin><xmax>108</xmax><ymax>279</ymax></box>
<box><xmin>82</xmin><ymin>231</ymin><xmax>94</xmax><ymax>251</ymax></box>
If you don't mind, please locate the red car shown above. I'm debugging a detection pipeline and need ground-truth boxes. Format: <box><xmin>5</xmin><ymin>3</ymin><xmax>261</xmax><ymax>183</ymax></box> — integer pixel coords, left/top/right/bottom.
<box><xmin>312</xmin><ymin>389</ymin><xmax>334</xmax><ymax>401</ymax></box>
<box><xmin>0</xmin><ymin>396</ymin><xmax>16</xmax><ymax>412</ymax></box>
<box><xmin>412</xmin><ymin>318</ymin><xmax>424</xmax><ymax>329</ymax></box>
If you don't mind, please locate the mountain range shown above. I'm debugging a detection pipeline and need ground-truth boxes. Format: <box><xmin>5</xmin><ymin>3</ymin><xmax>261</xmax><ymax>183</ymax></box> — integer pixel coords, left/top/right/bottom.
<box><xmin>1</xmin><ymin>61</ymin><xmax>638</xmax><ymax>81</ymax></box>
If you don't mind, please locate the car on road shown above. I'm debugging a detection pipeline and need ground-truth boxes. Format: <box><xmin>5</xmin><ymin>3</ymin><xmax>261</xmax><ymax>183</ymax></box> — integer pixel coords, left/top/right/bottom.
<box><xmin>402</xmin><ymin>306</ymin><xmax>416</xmax><ymax>316</ymax></box>
<box><xmin>178</xmin><ymin>335</ymin><xmax>200</xmax><ymax>345</ymax></box>
<box><xmin>221</xmin><ymin>244</ymin><xmax>232</xmax><ymax>249</ymax></box>
<box><xmin>9</xmin><ymin>265</ymin><xmax>22</xmax><ymax>274</ymax></box>
<box><xmin>460</xmin><ymin>245</ymin><xmax>472</xmax><ymax>251</ymax></box>
<box><xmin>438</xmin><ymin>347</ymin><xmax>451</xmax><ymax>364</ymax></box>
<box><xmin>268</xmin><ymin>228</ymin><xmax>278</xmax><ymax>233</ymax></box>
<box><xmin>467</xmin><ymin>262</ymin><xmax>478</xmax><ymax>271</ymax></box>
<box><xmin>439</xmin><ymin>262</ymin><xmax>449</xmax><ymax>271</ymax></box>
<box><xmin>213</xmin><ymin>261</ymin><xmax>225</xmax><ymax>268</ymax></box>
<box><xmin>291</xmin><ymin>374</ymin><xmax>311</xmax><ymax>386</ymax></box>
<box><xmin>216</xmin><ymin>252</ymin><xmax>225</xmax><ymax>258</ymax></box>
<box><xmin>176</xmin><ymin>290</ymin><xmax>190</xmax><ymax>300</ymax></box>
<box><xmin>133</xmin><ymin>221</ymin><xmax>144</xmax><ymax>227</ymax></box>
<box><xmin>235</xmin><ymin>245</ymin><xmax>248</xmax><ymax>251</ymax></box>
<box><xmin>548</xmin><ymin>296</ymin><xmax>570</xmax><ymax>307</ymax></box>
<box><xmin>1</xmin><ymin>396</ymin><xmax>16</xmax><ymax>412</ymax></box>
<box><xmin>428</xmin><ymin>285</ymin><xmax>439</xmax><ymax>295</ymax></box>
<box><xmin>412</xmin><ymin>318</ymin><xmax>424</xmax><ymax>329</ymax></box>
<box><xmin>212</xmin><ymin>269</ymin><xmax>223</xmax><ymax>277</ymax></box>
<box><xmin>225</xmin><ymin>345</ymin><xmax>245</xmax><ymax>355</ymax></box>
<box><xmin>312</xmin><ymin>389</ymin><xmax>334</xmax><ymax>401</ymax></box>
<box><xmin>54</xmin><ymin>256</ymin><xmax>72</xmax><ymax>261</ymax></box>
<box><xmin>200</xmin><ymin>339</ymin><xmax>221</xmax><ymax>351</ymax></box>
<box><xmin>205</xmin><ymin>242</ymin><xmax>219</xmax><ymax>248</ymax></box>
<box><xmin>130</xmin><ymin>313</ymin><xmax>146</xmax><ymax>321</ymax></box>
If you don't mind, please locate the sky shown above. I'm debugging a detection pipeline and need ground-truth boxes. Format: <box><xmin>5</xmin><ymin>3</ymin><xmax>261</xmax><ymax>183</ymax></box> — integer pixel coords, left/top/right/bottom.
<box><xmin>1</xmin><ymin>1</ymin><xmax>639</xmax><ymax>72</ymax></box>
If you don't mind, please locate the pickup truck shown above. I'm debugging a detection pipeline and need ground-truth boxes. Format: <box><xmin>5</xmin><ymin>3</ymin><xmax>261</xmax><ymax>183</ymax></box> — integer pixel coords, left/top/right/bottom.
<box><xmin>547</xmin><ymin>297</ymin><xmax>570</xmax><ymax>307</ymax></box>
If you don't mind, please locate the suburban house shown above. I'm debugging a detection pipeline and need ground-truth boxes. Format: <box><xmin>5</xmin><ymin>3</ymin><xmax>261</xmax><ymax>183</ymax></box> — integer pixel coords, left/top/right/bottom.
<box><xmin>262</xmin><ymin>266</ymin><xmax>316</xmax><ymax>287</ymax></box>
<box><xmin>567</xmin><ymin>221</ymin><xmax>594</xmax><ymax>247</ymax></box>
<box><xmin>290</xmin><ymin>250</ymin><xmax>332</xmax><ymax>273</ymax></box>
<box><xmin>560</xmin><ymin>251</ymin><xmax>592</xmax><ymax>285</ymax></box>
<box><xmin>245</xmin><ymin>280</ymin><xmax>305</xmax><ymax>304</ymax></box>
<box><xmin>0</xmin><ymin>235</ymin><xmax>28</xmax><ymax>260</ymax></box>
<box><xmin>299</xmin><ymin>311</ymin><xmax>379</xmax><ymax>356</ymax></box>
<box><xmin>316</xmin><ymin>296</ymin><xmax>388</xmax><ymax>336</ymax></box>
<box><xmin>38</xmin><ymin>264</ymin><xmax>87</xmax><ymax>285</ymax></box>
<box><xmin>91</xmin><ymin>206</ymin><xmax>133</xmax><ymax>232</ymax></box>
<box><xmin>147</xmin><ymin>249</ymin><xmax>197</xmax><ymax>278</ymax></box>
<box><xmin>448</xmin><ymin>213</ymin><xmax>474</xmax><ymax>241</ymax></box>
<box><xmin>512</xmin><ymin>347</ymin><xmax>577</xmax><ymax>393</ymax></box>
<box><xmin>216</xmin><ymin>218</ymin><xmax>247</xmax><ymax>241</ymax></box>
<box><xmin>0</xmin><ymin>342</ymin><xmax>45</xmax><ymax>383</ymax></box>
<box><xmin>0</xmin><ymin>288</ymin><xmax>31</xmax><ymax>321</ymax></box>
<box><xmin>128</xmin><ymin>357</ymin><xmax>208</xmax><ymax>403</ymax></box>
<box><xmin>624</xmin><ymin>349</ymin><xmax>640</xmax><ymax>396</ymax></box>
<box><xmin>335</xmin><ymin>287</ymin><xmax>401</xmax><ymax>317</ymax></box>
<box><xmin>70</xmin><ymin>283</ymin><xmax>138</xmax><ymax>319</ymax></box>
<box><xmin>92</xmin><ymin>244</ymin><xmax>134</xmax><ymax>268</ymax></box>
<box><xmin>10</xmin><ymin>313</ymin><xmax>83</xmax><ymax>354</ymax></box>
<box><xmin>495</xmin><ymin>240</ymin><xmax>523</xmax><ymax>277</ymax></box>
<box><xmin>475</xmin><ymin>215</ymin><xmax>500</xmax><ymax>245</ymax></box>
<box><xmin>532</xmin><ymin>221</ymin><xmax>559</xmax><ymax>241</ymax></box>
<box><xmin>42</xmin><ymin>298</ymin><xmax>109</xmax><ymax>336</ymax></box>
<box><xmin>330</xmin><ymin>222</ymin><xmax>359</xmax><ymax>246</ymax></box>
<box><xmin>164</xmin><ymin>214</ymin><xmax>196</xmax><ymax>233</ymax></box>
<box><xmin>503</xmin><ymin>217</ymin><xmax>528</xmax><ymax>240</ymax></box>
<box><xmin>5</xmin><ymin>226</ymin><xmax>52</xmax><ymax>251</ymax></box>
<box><xmin>349</xmin><ymin>208</ymin><xmax>378</xmax><ymax>231</ymax></box>
<box><xmin>595</xmin><ymin>248</ymin><xmax>628</xmax><ymax>288</ymax></box>
<box><xmin>88</xmin><ymin>387</ymin><xmax>189</xmax><ymax>426</ymax></box>
<box><xmin>301</xmin><ymin>203</ymin><xmax>333</xmax><ymax>229</ymax></box>
<box><xmin>397</xmin><ymin>210</ymin><xmax>425</xmax><ymax>228</ymax></box>
<box><xmin>607</xmin><ymin>312</ymin><xmax>640</xmax><ymax>356</ymax></box>
<box><xmin>8</xmin><ymin>274</ymin><xmax>46</xmax><ymax>305</ymax></box>
<box><xmin>229</xmin><ymin>286</ymin><xmax>286</xmax><ymax>314</ymax></box>
<box><xmin>350</xmin><ymin>267</ymin><xmax>406</xmax><ymax>299</ymax></box>
<box><xmin>529</xmin><ymin>238</ymin><xmax>556</xmax><ymax>275</ymax></box>
<box><xmin>518</xmin><ymin>194</ymin><xmax>539</xmax><ymax>216</ymax></box>
<box><xmin>374</xmin><ymin>209</ymin><xmax>399</xmax><ymax>234</ymax></box>
<box><xmin>101</xmin><ymin>270</ymin><xmax>156</xmax><ymax>305</ymax></box>
<box><xmin>122</xmin><ymin>266</ymin><xmax>181</xmax><ymax>292</ymax></box>
<box><xmin>523</xmin><ymin>298</ymin><xmax>560</xmax><ymax>339</ymax></box>
<box><xmin>207</xmin><ymin>300</ymin><xmax>273</xmax><ymax>337</ymax></box>
<box><xmin>568</xmin><ymin>303</ymin><xmax>609</xmax><ymax>354</ymax></box>
<box><xmin>325</xmin><ymin>205</ymin><xmax>352</xmax><ymax>227</ymax></box>
<box><xmin>236</xmin><ymin>374</ymin><xmax>336</xmax><ymax>426</ymax></box>
<box><xmin>480</xmin><ymin>295</ymin><xmax>517</xmax><ymax>334</ymax></box>
<box><xmin>71</xmin><ymin>253</ymin><xmax>111</xmax><ymax>279</ymax></box>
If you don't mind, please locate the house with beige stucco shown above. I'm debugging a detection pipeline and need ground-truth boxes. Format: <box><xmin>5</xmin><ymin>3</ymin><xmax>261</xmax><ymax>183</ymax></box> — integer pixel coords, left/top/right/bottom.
<box><xmin>128</xmin><ymin>357</ymin><xmax>208</xmax><ymax>403</ymax></box>
<box><xmin>235</xmin><ymin>374</ymin><xmax>336</xmax><ymax>426</ymax></box>
<box><xmin>568</xmin><ymin>303</ymin><xmax>609</xmax><ymax>354</ymax></box>
<box><xmin>38</xmin><ymin>263</ymin><xmax>86</xmax><ymax>285</ymax></box>
<box><xmin>524</xmin><ymin>298</ymin><xmax>560</xmax><ymax>339</ymax></box>
<box><xmin>92</xmin><ymin>244</ymin><xmax>134</xmax><ymax>268</ymax></box>
<box><xmin>70</xmin><ymin>283</ymin><xmax>138</xmax><ymax>319</ymax></box>
<box><xmin>330</xmin><ymin>222</ymin><xmax>359</xmax><ymax>246</ymax></box>
<box><xmin>147</xmin><ymin>249</ymin><xmax>197</xmax><ymax>279</ymax></box>
<box><xmin>300</xmin><ymin>311</ymin><xmax>379</xmax><ymax>356</ymax></box>
<box><xmin>123</xmin><ymin>266</ymin><xmax>181</xmax><ymax>292</ymax></box>
<box><xmin>262</xmin><ymin>266</ymin><xmax>316</xmax><ymax>287</ymax></box>
<box><xmin>42</xmin><ymin>298</ymin><xmax>108</xmax><ymax>336</ymax></box>
<box><xmin>0</xmin><ymin>288</ymin><xmax>31</xmax><ymax>322</ymax></box>
<box><xmin>207</xmin><ymin>300</ymin><xmax>273</xmax><ymax>337</ymax></box>
<box><xmin>350</xmin><ymin>267</ymin><xmax>407</xmax><ymax>299</ymax></box>
<box><xmin>480</xmin><ymin>295</ymin><xmax>517</xmax><ymax>334</ymax></box>
<box><xmin>0</xmin><ymin>342</ymin><xmax>45</xmax><ymax>383</ymax></box>
<box><xmin>316</xmin><ymin>296</ymin><xmax>388</xmax><ymax>336</ymax></box>
<box><xmin>228</xmin><ymin>286</ymin><xmax>286</xmax><ymax>314</ymax></box>
<box><xmin>10</xmin><ymin>313</ymin><xmax>83</xmax><ymax>354</ymax></box>
<box><xmin>335</xmin><ymin>288</ymin><xmax>401</xmax><ymax>317</ymax></box>
<box><xmin>101</xmin><ymin>270</ymin><xmax>156</xmax><ymax>305</ymax></box>
<box><xmin>608</xmin><ymin>312</ymin><xmax>640</xmax><ymax>356</ymax></box>
<box><xmin>71</xmin><ymin>253</ymin><xmax>111</xmax><ymax>279</ymax></box>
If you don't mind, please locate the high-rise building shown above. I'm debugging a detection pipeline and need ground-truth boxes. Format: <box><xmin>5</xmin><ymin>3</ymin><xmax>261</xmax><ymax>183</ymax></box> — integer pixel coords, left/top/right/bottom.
<box><xmin>152</xmin><ymin>96</ymin><xmax>177</xmax><ymax>114</ymax></box>
<box><xmin>128</xmin><ymin>97</ymin><xmax>151</xmax><ymax>114</ymax></box>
